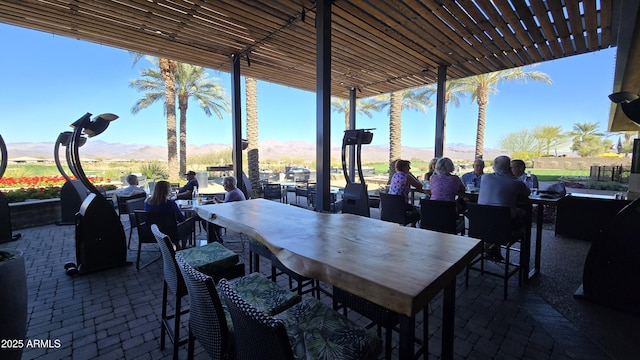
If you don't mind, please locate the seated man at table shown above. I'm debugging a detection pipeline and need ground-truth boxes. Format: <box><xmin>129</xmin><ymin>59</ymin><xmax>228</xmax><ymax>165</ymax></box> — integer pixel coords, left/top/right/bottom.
<box><xmin>214</xmin><ymin>176</ymin><xmax>246</xmax><ymax>203</ymax></box>
<box><xmin>388</xmin><ymin>159</ymin><xmax>423</xmax><ymax>227</ymax></box>
<box><xmin>113</xmin><ymin>174</ymin><xmax>146</xmax><ymax>207</ymax></box>
<box><xmin>477</xmin><ymin>155</ymin><xmax>530</xmax><ymax>260</ymax></box>
<box><xmin>460</xmin><ymin>158</ymin><xmax>484</xmax><ymax>190</ymax></box>
<box><xmin>510</xmin><ymin>159</ymin><xmax>539</xmax><ymax>189</ymax></box>
<box><xmin>176</xmin><ymin>170</ymin><xmax>199</xmax><ymax>200</ymax></box>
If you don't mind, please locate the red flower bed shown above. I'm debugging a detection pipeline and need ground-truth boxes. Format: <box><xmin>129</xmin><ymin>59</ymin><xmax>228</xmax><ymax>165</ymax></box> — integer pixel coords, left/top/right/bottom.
<box><xmin>0</xmin><ymin>175</ymin><xmax>112</xmax><ymax>189</ymax></box>
<box><xmin>0</xmin><ymin>176</ymin><xmax>116</xmax><ymax>203</ymax></box>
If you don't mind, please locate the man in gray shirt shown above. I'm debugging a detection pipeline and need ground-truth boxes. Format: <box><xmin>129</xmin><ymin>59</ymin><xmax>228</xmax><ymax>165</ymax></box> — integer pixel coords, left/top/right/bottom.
<box><xmin>477</xmin><ymin>155</ymin><xmax>530</xmax><ymax>259</ymax></box>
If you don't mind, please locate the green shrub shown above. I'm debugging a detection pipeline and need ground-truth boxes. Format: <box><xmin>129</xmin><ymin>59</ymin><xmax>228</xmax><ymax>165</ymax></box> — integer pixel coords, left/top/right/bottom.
<box><xmin>584</xmin><ymin>180</ymin><xmax>627</xmax><ymax>191</ymax></box>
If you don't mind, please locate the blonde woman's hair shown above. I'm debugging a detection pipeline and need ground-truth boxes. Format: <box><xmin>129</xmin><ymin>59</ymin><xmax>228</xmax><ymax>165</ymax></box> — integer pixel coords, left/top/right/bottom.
<box><xmin>148</xmin><ymin>180</ymin><xmax>171</xmax><ymax>206</ymax></box>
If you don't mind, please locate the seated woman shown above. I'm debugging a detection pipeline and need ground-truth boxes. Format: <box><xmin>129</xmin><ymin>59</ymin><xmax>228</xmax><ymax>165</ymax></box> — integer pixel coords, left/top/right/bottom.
<box><xmin>429</xmin><ymin>157</ymin><xmax>467</xmax><ymax>233</ymax></box>
<box><xmin>423</xmin><ymin>157</ymin><xmax>439</xmax><ymax>182</ymax></box>
<box><xmin>429</xmin><ymin>157</ymin><xmax>465</xmax><ymax>206</ymax></box>
<box><xmin>145</xmin><ymin>180</ymin><xmax>191</xmax><ymax>248</ymax></box>
<box><xmin>388</xmin><ymin>159</ymin><xmax>422</xmax><ymax>227</ymax></box>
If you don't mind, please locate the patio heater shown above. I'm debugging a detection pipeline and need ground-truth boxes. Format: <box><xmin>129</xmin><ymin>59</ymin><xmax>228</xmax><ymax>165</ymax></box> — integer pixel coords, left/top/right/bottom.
<box><xmin>0</xmin><ymin>134</ymin><xmax>22</xmax><ymax>243</ymax></box>
<box><xmin>578</xmin><ymin>94</ymin><xmax>640</xmax><ymax>313</ymax></box>
<box><xmin>54</xmin><ymin>131</ymin><xmax>89</xmax><ymax>225</ymax></box>
<box><xmin>340</xmin><ymin>129</ymin><xmax>374</xmax><ymax>217</ymax></box>
<box><xmin>61</xmin><ymin>113</ymin><xmax>128</xmax><ymax>276</ymax></box>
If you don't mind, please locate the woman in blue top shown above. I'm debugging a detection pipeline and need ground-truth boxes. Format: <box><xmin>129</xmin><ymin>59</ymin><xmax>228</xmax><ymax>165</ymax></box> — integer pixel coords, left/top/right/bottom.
<box><xmin>144</xmin><ymin>180</ymin><xmax>186</xmax><ymax>222</ymax></box>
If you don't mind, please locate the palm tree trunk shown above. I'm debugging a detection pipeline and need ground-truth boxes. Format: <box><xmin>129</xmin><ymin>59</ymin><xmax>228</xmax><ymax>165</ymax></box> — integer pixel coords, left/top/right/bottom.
<box><xmin>388</xmin><ymin>91</ymin><xmax>402</xmax><ymax>183</ymax></box>
<box><xmin>160</xmin><ymin>58</ymin><xmax>179</xmax><ymax>179</ymax></box>
<box><xmin>246</xmin><ymin>77</ymin><xmax>260</xmax><ymax>195</ymax></box>
<box><xmin>178</xmin><ymin>95</ymin><xmax>189</xmax><ymax>176</ymax></box>
<box><xmin>474</xmin><ymin>87</ymin><xmax>488</xmax><ymax>159</ymax></box>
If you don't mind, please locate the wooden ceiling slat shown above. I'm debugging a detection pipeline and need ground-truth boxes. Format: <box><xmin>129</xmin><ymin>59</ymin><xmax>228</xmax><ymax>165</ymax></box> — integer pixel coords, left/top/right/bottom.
<box><xmin>599</xmin><ymin>0</ymin><xmax>612</xmax><ymax>47</ymax></box>
<box><xmin>583</xmin><ymin>0</ymin><xmax>600</xmax><ymax>50</ymax></box>
<box><xmin>445</xmin><ymin>0</ymin><xmax>526</xmax><ymax>68</ymax></box>
<box><xmin>528</xmin><ymin>0</ymin><xmax>565</xmax><ymax>58</ymax></box>
<box><xmin>430</xmin><ymin>0</ymin><xmax>510</xmax><ymax>67</ymax></box>
<box><xmin>565</xmin><ymin>0</ymin><xmax>588</xmax><ymax>53</ymax></box>
<box><xmin>0</xmin><ymin>0</ymin><xmax>616</xmax><ymax>100</ymax></box>
<box><xmin>492</xmin><ymin>0</ymin><xmax>545</xmax><ymax>63</ymax></box>
<box><xmin>472</xmin><ymin>0</ymin><xmax>534</xmax><ymax>64</ymax></box>
<box><xmin>511</xmin><ymin>0</ymin><xmax>554</xmax><ymax>60</ymax></box>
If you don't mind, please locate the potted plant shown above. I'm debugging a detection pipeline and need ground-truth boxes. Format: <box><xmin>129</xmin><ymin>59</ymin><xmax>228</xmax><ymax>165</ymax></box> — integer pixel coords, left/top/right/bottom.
<box><xmin>0</xmin><ymin>249</ymin><xmax>27</xmax><ymax>360</ymax></box>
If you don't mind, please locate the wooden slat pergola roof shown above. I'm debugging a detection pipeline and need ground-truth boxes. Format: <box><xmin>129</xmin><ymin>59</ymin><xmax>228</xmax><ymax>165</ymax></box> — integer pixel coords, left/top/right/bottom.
<box><xmin>0</xmin><ymin>0</ymin><xmax>638</xmax><ymax>130</ymax></box>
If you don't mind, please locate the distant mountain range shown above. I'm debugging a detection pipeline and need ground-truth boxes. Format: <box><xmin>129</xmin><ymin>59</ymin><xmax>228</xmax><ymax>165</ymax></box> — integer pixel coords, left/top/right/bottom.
<box><xmin>5</xmin><ymin>139</ymin><xmax>503</xmax><ymax>162</ymax></box>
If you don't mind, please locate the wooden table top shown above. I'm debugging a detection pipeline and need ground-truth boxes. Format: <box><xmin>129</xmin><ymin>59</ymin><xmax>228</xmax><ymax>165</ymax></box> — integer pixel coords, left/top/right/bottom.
<box><xmin>196</xmin><ymin>199</ymin><xmax>482</xmax><ymax>317</ymax></box>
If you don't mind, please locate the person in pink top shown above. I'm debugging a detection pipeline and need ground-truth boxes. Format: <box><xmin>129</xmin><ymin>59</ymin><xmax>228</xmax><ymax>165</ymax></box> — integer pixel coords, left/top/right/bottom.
<box><xmin>429</xmin><ymin>157</ymin><xmax>466</xmax><ymax>212</ymax></box>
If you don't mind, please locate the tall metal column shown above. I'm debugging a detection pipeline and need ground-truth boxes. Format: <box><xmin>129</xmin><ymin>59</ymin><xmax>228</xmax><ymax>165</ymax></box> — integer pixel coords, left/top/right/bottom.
<box><xmin>434</xmin><ymin>65</ymin><xmax>447</xmax><ymax>157</ymax></box>
<box><xmin>315</xmin><ymin>0</ymin><xmax>332</xmax><ymax>212</ymax></box>
<box><xmin>230</xmin><ymin>53</ymin><xmax>244</xmax><ymax>194</ymax></box>
<box><xmin>349</xmin><ymin>87</ymin><xmax>357</xmax><ymax>182</ymax></box>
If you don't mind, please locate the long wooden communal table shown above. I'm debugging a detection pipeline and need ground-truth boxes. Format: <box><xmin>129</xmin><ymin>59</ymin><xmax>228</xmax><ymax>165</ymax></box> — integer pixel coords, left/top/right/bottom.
<box><xmin>195</xmin><ymin>199</ymin><xmax>483</xmax><ymax>359</ymax></box>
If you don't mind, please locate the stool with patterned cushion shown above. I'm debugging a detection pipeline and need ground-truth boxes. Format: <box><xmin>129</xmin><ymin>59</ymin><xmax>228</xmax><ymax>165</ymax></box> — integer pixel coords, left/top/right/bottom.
<box><xmin>177</xmin><ymin>241</ymin><xmax>240</xmax><ymax>277</ymax></box>
<box><xmin>220</xmin><ymin>278</ymin><xmax>383</xmax><ymax>360</ymax></box>
<box><xmin>175</xmin><ymin>253</ymin><xmax>301</xmax><ymax>360</ymax></box>
<box><xmin>152</xmin><ymin>225</ymin><xmax>244</xmax><ymax>360</ymax></box>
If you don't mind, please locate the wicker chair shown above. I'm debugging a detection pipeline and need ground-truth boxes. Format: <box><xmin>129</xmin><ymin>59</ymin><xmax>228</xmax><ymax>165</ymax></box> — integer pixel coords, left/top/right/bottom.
<box><xmin>332</xmin><ymin>286</ymin><xmax>399</xmax><ymax>360</ymax></box>
<box><xmin>420</xmin><ymin>198</ymin><xmax>465</xmax><ymax>235</ymax></box>
<box><xmin>175</xmin><ymin>253</ymin><xmax>301</xmax><ymax>360</ymax></box>
<box><xmin>220</xmin><ymin>279</ymin><xmax>383</xmax><ymax>360</ymax></box>
<box><xmin>379</xmin><ymin>192</ymin><xmax>412</xmax><ymax>225</ymax></box>
<box><xmin>465</xmin><ymin>202</ymin><xmax>523</xmax><ymax>300</ymax></box>
<box><xmin>151</xmin><ymin>225</ymin><xmax>244</xmax><ymax>360</ymax></box>
<box><xmin>262</xmin><ymin>183</ymin><xmax>284</xmax><ymax>202</ymax></box>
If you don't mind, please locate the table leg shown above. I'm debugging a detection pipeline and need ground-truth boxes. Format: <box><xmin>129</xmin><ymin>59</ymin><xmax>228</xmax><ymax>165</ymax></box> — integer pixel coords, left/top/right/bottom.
<box><xmin>441</xmin><ymin>279</ymin><xmax>455</xmax><ymax>360</ymax></box>
<box><xmin>398</xmin><ymin>314</ymin><xmax>415</xmax><ymax>359</ymax></box>
<box><xmin>534</xmin><ymin>203</ymin><xmax>544</xmax><ymax>277</ymax></box>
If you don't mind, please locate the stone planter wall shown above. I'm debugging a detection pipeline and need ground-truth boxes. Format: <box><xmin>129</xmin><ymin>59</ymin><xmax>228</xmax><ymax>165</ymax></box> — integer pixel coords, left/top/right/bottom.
<box><xmin>9</xmin><ymin>198</ymin><xmax>61</xmax><ymax>229</ymax></box>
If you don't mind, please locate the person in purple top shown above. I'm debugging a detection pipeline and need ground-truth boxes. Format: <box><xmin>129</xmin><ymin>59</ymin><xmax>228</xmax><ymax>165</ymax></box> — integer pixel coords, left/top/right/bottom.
<box><xmin>429</xmin><ymin>157</ymin><xmax>466</xmax><ymax>212</ymax></box>
<box><xmin>388</xmin><ymin>159</ymin><xmax>422</xmax><ymax>227</ymax></box>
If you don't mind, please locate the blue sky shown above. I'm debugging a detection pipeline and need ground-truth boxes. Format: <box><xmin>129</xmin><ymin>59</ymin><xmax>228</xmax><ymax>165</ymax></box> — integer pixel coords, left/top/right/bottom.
<box><xmin>0</xmin><ymin>23</ymin><xmax>618</xmax><ymax>151</ymax></box>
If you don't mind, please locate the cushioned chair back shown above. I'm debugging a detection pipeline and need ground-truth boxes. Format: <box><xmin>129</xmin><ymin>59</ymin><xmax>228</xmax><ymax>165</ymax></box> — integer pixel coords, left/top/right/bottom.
<box><xmin>467</xmin><ymin>203</ymin><xmax>511</xmax><ymax>245</ymax></box>
<box><xmin>218</xmin><ymin>279</ymin><xmax>295</xmax><ymax>360</ymax></box>
<box><xmin>117</xmin><ymin>192</ymin><xmax>147</xmax><ymax>215</ymax></box>
<box><xmin>420</xmin><ymin>199</ymin><xmax>458</xmax><ymax>234</ymax></box>
<box><xmin>263</xmin><ymin>183</ymin><xmax>282</xmax><ymax>201</ymax></box>
<box><xmin>175</xmin><ymin>253</ymin><xmax>230</xmax><ymax>360</ymax></box>
<box><xmin>151</xmin><ymin>224</ymin><xmax>183</xmax><ymax>295</ymax></box>
<box><xmin>137</xmin><ymin>209</ymin><xmax>180</xmax><ymax>246</ymax></box>
<box><xmin>126</xmin><ymin>197</ymin><xmax>146</xmax><ymax>228</ymax></box>
<box><xmin>133</xmin><ymin>210</ymin><xmax>161</xmax><ymax>247</ymax></box>
<box><xmin>379</xmin><ymin>192</ymin><xmax>408</xmax><ymax>225</ymax></box>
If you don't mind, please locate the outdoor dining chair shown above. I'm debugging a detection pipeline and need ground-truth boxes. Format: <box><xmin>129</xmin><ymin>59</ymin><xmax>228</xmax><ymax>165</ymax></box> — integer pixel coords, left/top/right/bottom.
<box><xmin>262</xmin><ymin>183</ymin><xmax>284</xmax><ymax>202</ymax></box>
<box><xmin>152</xmin><ymin>225</ymin><xmax>245</xmax><ymax>360</ymax></box>
<box><xmin>379</xmin><ymin>192</ymin><xmax>411</xmax><ymax>226</ymax></box>
<box><xmin>124</xmin><ymin>196</ymin><xmax>146</xmax><ymax>250</ymax></box>
<box><xmin>219</xmin><ymin>278</ymin><xmax>383</xmax><ymax>360</ymax></box>
<box><xmin>420</xmin><ymin>199</ymin><xmax>465</xmax><ymax>235</ymax></box>
<box><xmin>175</xmin><ymin>252</ymin><xmax>301</xmax><ymax>360</ymax></box>
<box><xmin>465</xmin><ymin>202</ymin><xmax>523</xmax><ymax>300</ymax></box>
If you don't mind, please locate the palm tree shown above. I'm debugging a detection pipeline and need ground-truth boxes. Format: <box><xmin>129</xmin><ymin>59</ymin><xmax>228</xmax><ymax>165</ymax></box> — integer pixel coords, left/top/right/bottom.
<box><xmin>459</xmin><ymin>66</ymin><xmax>552</xmax><ymax>159</ymax></box>
<box><xmin>377</xmin><ymin>88</ymin><xmax>433</xmax><ymax>181</ymax></box>
<box><xmin>246</xmin><ymin>77</ymin><xmax>259</xmax><ymax>194</ymax></box>
<box><xmin>331</xmin><ymin>97</ymin><xmax>381</xmax><ymax>131</ymax></box>
<box><xmin>425</xmin><ymin>80</ymin><xmax>466</xmax><ymax>155</ymax></box>
<box><xmin>130</xmin><ymin>57</ymin><xmax>179</xmax><ymax>179</ymax></box>
<box><xmin>175</xmin><ymin>63</ymin><xmax>230</xmax><ymax>175</ymax></box>
<box><xmin>569</xmin><ymin>122</ymin><xmax>605</xmax><ymax>156</ymax></box>
<box><xmin>535</xmin><ymin>125</ymin><xmax>567</xmax><ymax>156</ymax></box>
